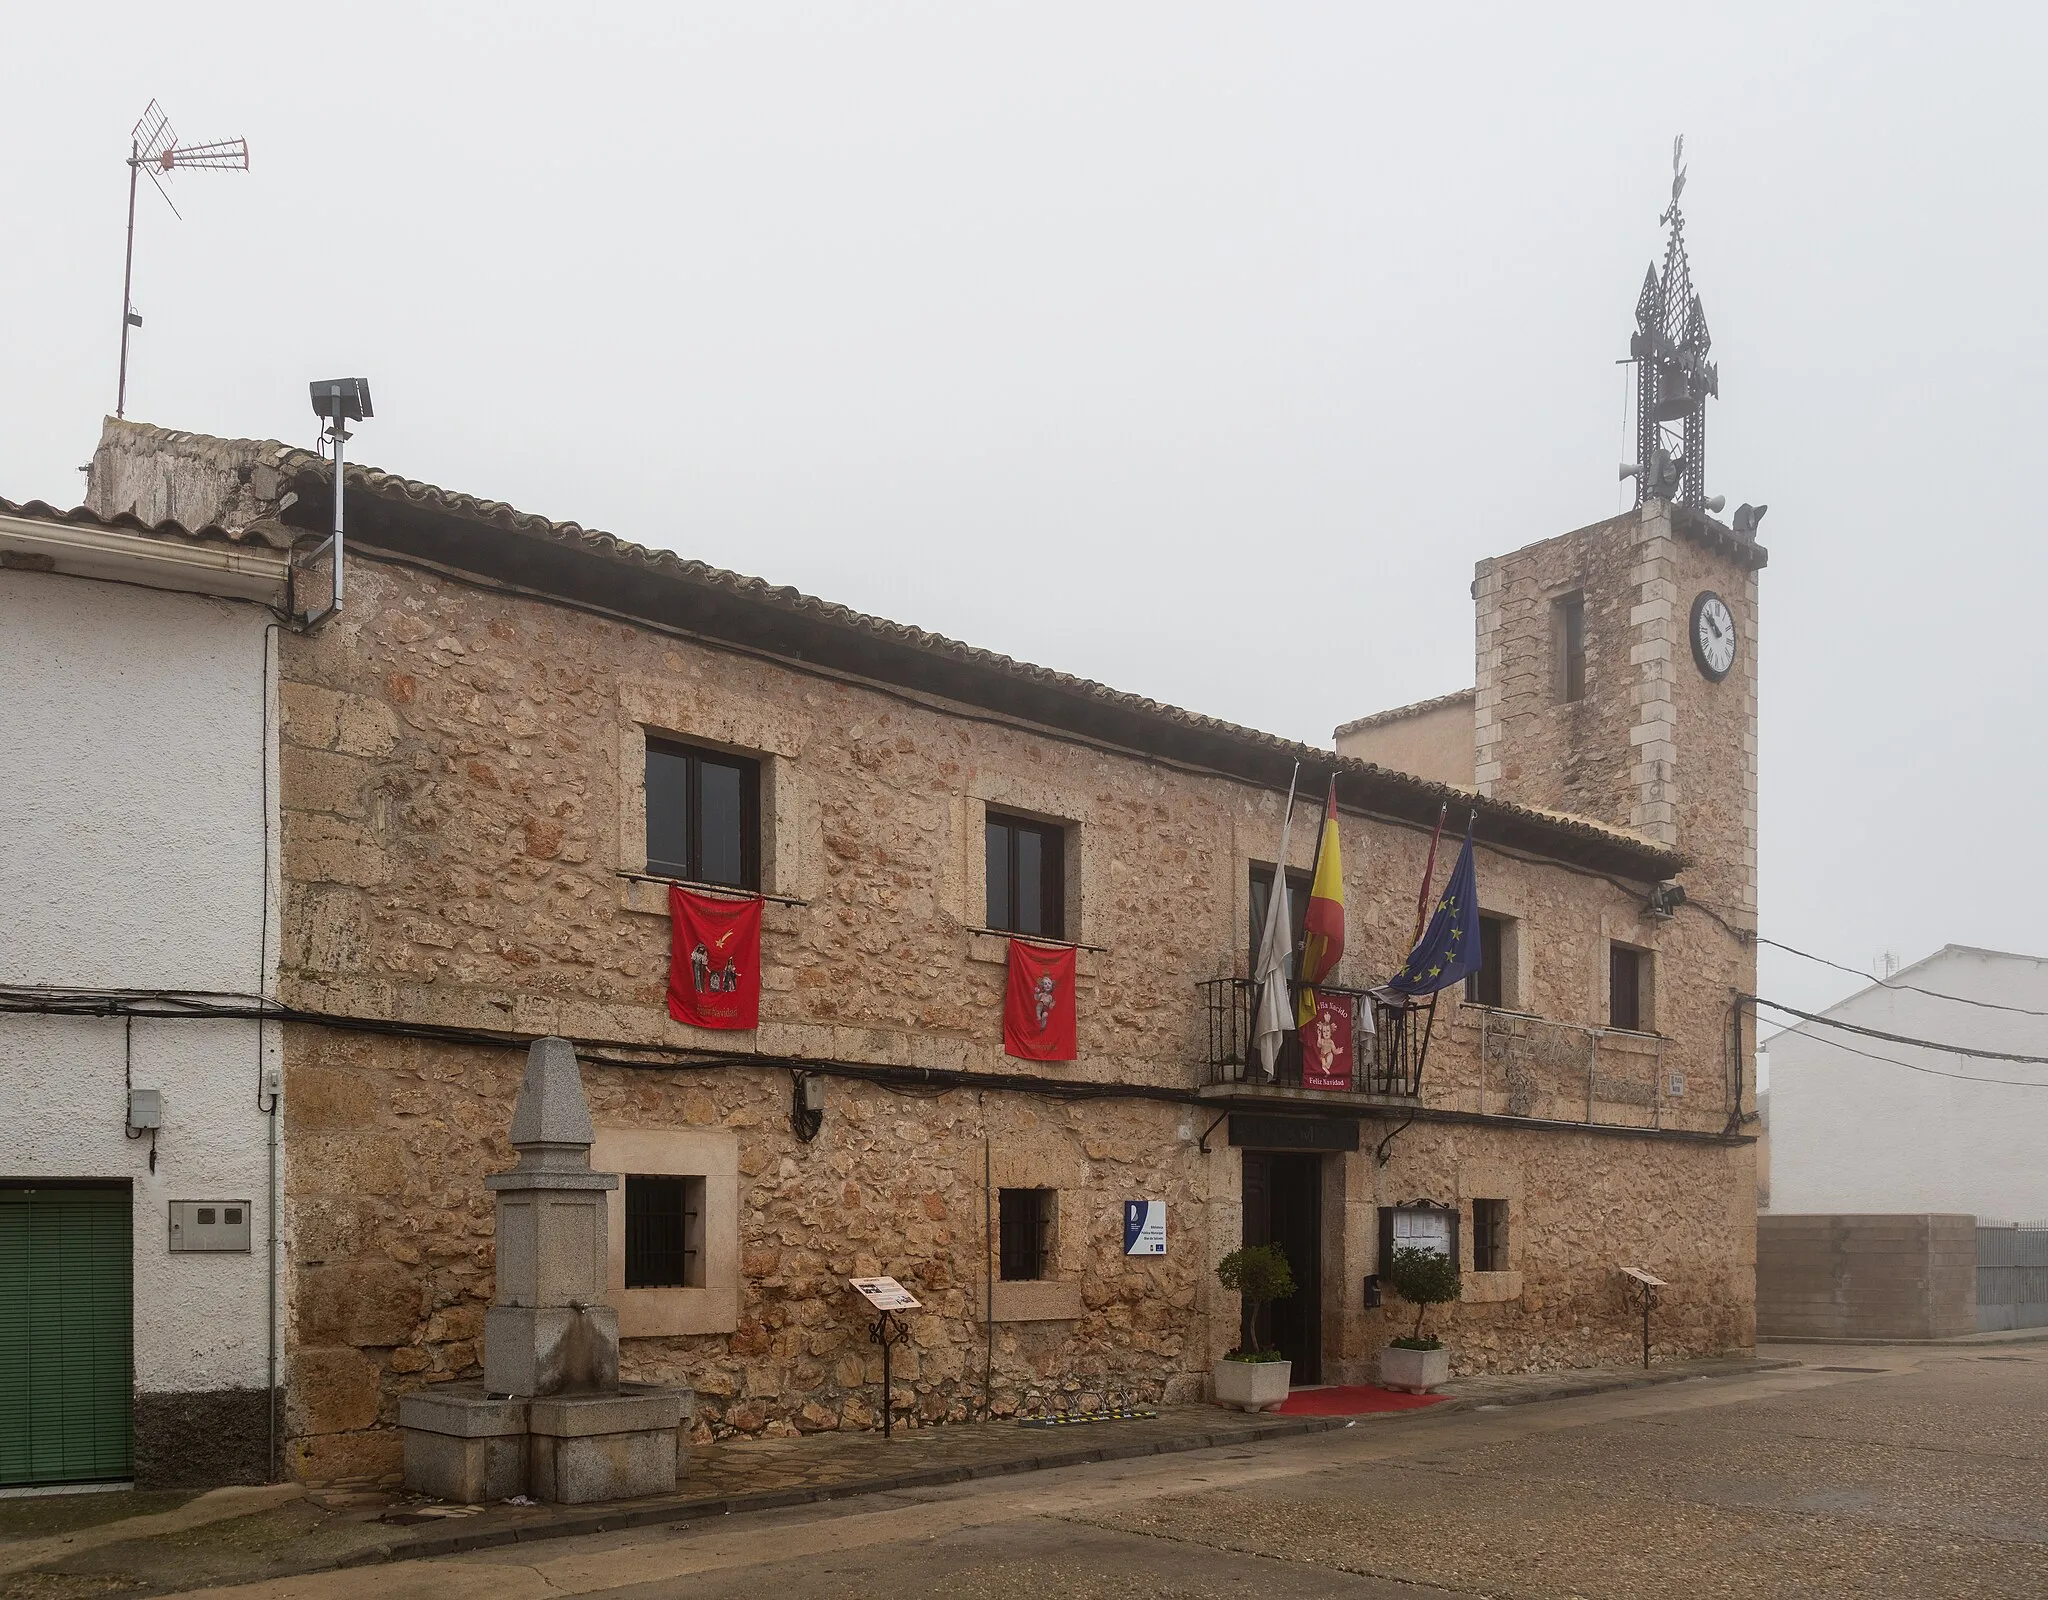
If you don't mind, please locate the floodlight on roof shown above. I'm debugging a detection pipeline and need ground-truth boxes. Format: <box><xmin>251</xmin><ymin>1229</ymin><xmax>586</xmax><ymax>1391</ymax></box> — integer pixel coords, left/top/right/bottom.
<box><xmin>298</xmin><ymin>378</ymin><xmax>375</xmax><ymax>632</ymax></box>
<box><xmin>310</xmin><ymin>378</ymin><xmax>374</xmax><ymax>423</ymax></box>
<box><xmin>117</xmin><ymin>99</ymin><xmax>250</xmax><ymax>418</ymax></box>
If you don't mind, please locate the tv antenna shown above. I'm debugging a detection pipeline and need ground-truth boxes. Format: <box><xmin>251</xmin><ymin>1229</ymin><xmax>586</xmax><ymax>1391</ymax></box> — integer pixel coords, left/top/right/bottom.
<box><xmin>117</xmin><ymin>99</ymin><xmax>249</xmax><ymax>419</ymax></box>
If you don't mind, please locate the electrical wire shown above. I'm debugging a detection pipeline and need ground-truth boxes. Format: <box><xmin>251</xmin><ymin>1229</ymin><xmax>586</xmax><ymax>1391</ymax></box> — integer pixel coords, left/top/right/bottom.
<box><xmin>1745</xmin><ymin>995</ymin><xmax>2048</xmax><ymax>1067</ymax></box>
<box><xmin>1755</xmin><ymin>935</ymin><xmax>2048</xmax><ymax>1018</ymax></box>
<box><xmin>1782</xmin><ymin>1026</ymin><xmax>2048</xmax><ymax>1091</ymax></box>
<box><xmin>0</xmin><ymin>983</ymin><xmax>1749</xmax><ymax>1146</ymax></box>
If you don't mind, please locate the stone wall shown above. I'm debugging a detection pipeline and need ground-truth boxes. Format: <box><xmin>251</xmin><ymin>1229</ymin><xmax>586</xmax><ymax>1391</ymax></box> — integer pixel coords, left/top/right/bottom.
<box><xmin>1756</xmin><ymin>1214</ymin><xmax>1977</xmax><ymax>1341</ymax></box>
<box><xmin>1474</xmin><ymin>500</ymin><xmax>1762</xmax><ymax>918</ymax></box>
<box><xmin>268</xmin><ymin>548</ymin><xmax>1758</xmax><ymax>1481</ymax></box>
<box><xmin>1333</xmin><ymin>691</ymin><xmax>1474</xmax><ymax>786</ymax></box>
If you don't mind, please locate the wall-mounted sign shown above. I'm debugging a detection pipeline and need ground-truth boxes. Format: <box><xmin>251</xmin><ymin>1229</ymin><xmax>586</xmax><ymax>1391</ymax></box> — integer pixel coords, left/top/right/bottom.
<box><xmin>1123</xmin><ymin>1201</ymin><xmax>1166</xmax><ymax>1256</ymax></box>
<box><xmin>850</xmin><ymin>1276</ymin><xmax>920</xmax><ymax>1311</ymax></box>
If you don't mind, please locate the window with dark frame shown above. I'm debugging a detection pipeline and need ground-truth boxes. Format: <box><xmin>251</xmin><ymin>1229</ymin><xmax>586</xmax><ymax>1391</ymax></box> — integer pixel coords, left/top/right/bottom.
<box><xmin>1556</xmin><ymin>592</ymin><xmax>1587</xmax><ymax>703</ymax></box>
<box><xmin>1465</xmin><ymin>914</ymin><xmax>1507</xmax><ymax>1008</ymax></box>
<box><xmin>998</xmin><ymin>1187</ymin><xmax>1054</xmax><ymax>1281</ymax></box>
<box><xmin>1473</xmin><ymin>1198</ymin><xmax>1509</xmax><ymax>1272</ymax></box>
<box><xmin>645</xmin><ymin>739</ymin><xmax>760</xmax><ymax>891</ymax></box>
<box><xmin>1609</xmin><ymin>944</ymin><xmax>1648</xmax><ymax>1032</ymax></box>
<box><xmin>985</xmin><ymin>814</ymin><xmax>1065</xmax><ymax>939</ymax></box>
<box><xmin>624</xmin><ymin>1174</ymin><xmax>705</xmax><ymax>1289</ymax></box>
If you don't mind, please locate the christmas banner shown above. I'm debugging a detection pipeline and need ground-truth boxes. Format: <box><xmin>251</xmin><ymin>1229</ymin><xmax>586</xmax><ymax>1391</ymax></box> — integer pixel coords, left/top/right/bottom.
<box><xmin>1003</xmin><ymin>938</ymin><xmax>1078</xmax><ymax>1062</ymax></box>
<box><xmin>667</xmin><ymin>884</ymin><xmax>763</xmax><ymax>1030</ymax></box>
<box><xmin>1299</xmin><ymin>990</ymin><xmax>1353</xmax><ymax>1090</ymax></box>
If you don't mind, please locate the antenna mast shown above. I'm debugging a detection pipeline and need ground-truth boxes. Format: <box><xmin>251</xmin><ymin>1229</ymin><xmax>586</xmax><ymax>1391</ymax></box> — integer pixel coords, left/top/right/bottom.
<box><xmin>117</xmin><ymin>100</ymin><xmax>249</xmax><ymax>419</ymax></box>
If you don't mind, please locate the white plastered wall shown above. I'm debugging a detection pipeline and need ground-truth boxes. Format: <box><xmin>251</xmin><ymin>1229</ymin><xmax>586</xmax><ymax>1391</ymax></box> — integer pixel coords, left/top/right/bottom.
<box><xmin>0</xmin><ymin>569</ymin><xmax>278</xmax><ymax>1396</ymax></box>
<box><xmin>1768</xmin><ymin>947</ymin><xmax>2048</xmax><ymax>1223</ymax></box>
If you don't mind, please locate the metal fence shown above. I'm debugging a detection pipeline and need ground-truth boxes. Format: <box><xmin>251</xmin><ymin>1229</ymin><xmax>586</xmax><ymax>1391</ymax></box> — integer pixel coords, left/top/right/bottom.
<box><xmin>1976</xmin><ymin>1223</ymin><xmax>2048</xmax><ymax>1332</ymax></box>
<box><xmin>1200</xmin><ymin>978</ymin><xmax>1425</xmax><ymax>1098</ymax></box>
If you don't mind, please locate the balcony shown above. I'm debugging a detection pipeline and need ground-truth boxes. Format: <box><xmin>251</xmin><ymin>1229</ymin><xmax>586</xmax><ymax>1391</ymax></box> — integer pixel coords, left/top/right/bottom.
<box><xmin>1199</xmin><ymin>978</ymin><xmax>1427</xmax><ymax>1101</ymax></box>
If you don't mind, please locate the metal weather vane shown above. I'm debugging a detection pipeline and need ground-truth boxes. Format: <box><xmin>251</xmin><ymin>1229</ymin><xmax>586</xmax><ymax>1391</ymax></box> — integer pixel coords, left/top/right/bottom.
<box><xmin>1624</xmin><ymin>136</ymin><xmax>1718</xmax><ymax>512</ymax></box>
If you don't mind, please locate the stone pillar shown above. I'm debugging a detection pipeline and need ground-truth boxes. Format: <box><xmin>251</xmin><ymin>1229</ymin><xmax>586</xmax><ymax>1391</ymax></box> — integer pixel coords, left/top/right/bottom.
<box><xmin>483</xmin><ymin>1036</ymin><xmax>621</xmax><ymax>1397</ymax></box>
<box><xmin>400</xmin><ymin>1038</ymin><xmax>692</xmax><ymax>1504</ymax></box>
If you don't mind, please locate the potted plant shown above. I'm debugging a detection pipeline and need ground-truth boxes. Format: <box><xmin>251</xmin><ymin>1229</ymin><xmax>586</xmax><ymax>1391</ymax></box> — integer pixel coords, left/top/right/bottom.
<box><xmin>1213</xmin><ymin>1243</ymin><xmax>1296</xmax><ymax>1412</ymax></box>
<box><xmin>1379</xmin><ymin>1245</ymin><xmax>1460</xmax><ymax>1393</ymax></box>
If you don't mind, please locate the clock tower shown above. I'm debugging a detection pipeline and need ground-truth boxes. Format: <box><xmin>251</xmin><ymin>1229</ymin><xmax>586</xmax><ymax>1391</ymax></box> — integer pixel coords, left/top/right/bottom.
<box><xmin>1472</xmin><ymin>144</ymin><xmax>1765</xmax><ymax>925</ymax></box>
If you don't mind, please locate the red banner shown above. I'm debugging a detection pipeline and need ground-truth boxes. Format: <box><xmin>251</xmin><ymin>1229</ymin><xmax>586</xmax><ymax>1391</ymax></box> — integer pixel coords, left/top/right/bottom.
<box><xmin>1299</xmin><ymin>990</ymin><xmax>1353</xmax><ymax>1090</ymax></box>
<box><xmin>1003</xmin><ymin>939</ymin><xmax>1077</xmax><ymax>1062</ymax></box>
<box><xmin>667</xmin><ymin>885</ymin><xmax>763</xmax><ymax>1030</ymax></box>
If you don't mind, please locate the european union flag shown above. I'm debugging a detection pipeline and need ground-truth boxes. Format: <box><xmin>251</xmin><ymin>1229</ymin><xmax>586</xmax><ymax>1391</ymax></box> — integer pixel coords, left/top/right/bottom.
<box><xmin>1387</xmin><ymin>820</ymin><xmax>1480</xmax><ymax>997</ymax></box>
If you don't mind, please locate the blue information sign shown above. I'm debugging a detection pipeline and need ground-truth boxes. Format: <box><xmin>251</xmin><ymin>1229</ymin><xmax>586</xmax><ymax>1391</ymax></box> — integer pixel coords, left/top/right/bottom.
<box><xmin>1123</xmin><ymin>1200</ymin><xmax>1166</xmax><ymax>1256</ymax></box>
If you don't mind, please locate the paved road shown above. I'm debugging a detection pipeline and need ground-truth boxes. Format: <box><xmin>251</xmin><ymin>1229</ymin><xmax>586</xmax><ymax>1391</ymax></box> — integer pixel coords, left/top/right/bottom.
<box><xmin>189</xmin><ymin>1344</ymin><xmax>2048</xmax><ymax>1599</ymax></box>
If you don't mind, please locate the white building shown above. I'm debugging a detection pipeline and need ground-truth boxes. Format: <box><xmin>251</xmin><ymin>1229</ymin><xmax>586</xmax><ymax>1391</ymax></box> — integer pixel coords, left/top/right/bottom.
<box><xmin>1766</xmin><ymin>945</ymin><xmax>2048</xmax><ymax>1223</ymax></box>
<box><xmin>1</xmin><ymin>499</ymin><xmax>288</xmax><ymax>1489</ymax></box>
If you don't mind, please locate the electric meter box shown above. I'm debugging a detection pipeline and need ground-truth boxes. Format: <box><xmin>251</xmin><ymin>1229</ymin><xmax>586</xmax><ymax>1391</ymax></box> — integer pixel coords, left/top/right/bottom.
<box><xmin>169</xmin><ymin>1200</ymin><xmax>253</xmax><ymax>1253</ymax></box>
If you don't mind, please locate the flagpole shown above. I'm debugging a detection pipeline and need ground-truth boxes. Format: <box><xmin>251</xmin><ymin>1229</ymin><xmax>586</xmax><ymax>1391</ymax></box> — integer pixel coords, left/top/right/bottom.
<box><xmin>1249</xmin><ymin>762</ymin><xmax>1302</xmax><ymax>1082</ymax></box>
<box><xmin>1412</xmin><ymin>802</ymin><xmax>1448</xmax><ymax>945</ymax></box>
<box><xmin>1301</xmin><ymin>775</ymin><xmax>1333</xmax><ymax>907</ymax></box>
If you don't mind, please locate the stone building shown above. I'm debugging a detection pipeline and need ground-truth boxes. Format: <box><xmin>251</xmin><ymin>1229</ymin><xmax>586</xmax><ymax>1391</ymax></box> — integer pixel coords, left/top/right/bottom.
<box><xmin>81</xmin><ymin>418</ymin><xmax>1764</xmax><ymax>1485</ymax></box>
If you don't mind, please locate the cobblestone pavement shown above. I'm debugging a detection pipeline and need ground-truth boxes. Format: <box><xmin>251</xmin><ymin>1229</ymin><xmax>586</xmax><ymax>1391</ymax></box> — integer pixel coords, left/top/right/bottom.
<box><xmin>16</xmin><ymin>1347</ymin><xmax>2045</xmax><ymax>1597</ymax></box>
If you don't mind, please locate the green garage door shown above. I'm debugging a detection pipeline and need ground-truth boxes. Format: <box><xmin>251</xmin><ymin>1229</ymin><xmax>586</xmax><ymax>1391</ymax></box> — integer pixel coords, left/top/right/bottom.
<box><xmin>0</xmin><ymin>1185</ymin><xmax>134</xmax><ymax>1485</ymax></box>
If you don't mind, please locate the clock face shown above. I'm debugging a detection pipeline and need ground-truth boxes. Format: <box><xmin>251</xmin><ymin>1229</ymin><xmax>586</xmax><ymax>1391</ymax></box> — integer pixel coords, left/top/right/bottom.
<box><xmin>1690</xmin><ymin>591</ymin><xmax>1737</xmax><ymax>681</ymax></box>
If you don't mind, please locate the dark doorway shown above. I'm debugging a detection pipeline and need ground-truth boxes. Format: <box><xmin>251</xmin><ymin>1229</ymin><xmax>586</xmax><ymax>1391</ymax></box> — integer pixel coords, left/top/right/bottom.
<box><xmin>1239</xmin><ymin>1152</ymin><xmax>1323</xmax><ymax>1382</ymax></box>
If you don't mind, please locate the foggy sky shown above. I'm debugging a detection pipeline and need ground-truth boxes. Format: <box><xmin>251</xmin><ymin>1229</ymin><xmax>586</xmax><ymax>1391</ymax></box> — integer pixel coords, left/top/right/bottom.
<box><xmin>6</xmin><ymin>2</ymin><xmax>2044</xmax><ymax>1026</ymax></box>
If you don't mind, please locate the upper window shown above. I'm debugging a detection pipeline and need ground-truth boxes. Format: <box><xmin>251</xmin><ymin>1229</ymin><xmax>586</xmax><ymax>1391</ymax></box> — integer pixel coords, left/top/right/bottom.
<box><xmin>624</xmin><ymin>1173</ymin><xmax>705</xmax><ymax>1289</ymax></box>
<box><xmin>646</xmin><ymin>739</ymin><xmax>759</xmax><ymax>890</ymax></box>
<box><xmin>1464</xmin><ymin>914</ymin><xmax>1508</xmax><ymax>1008</ymax></box>
<box><xmin>1609</xmin><ymin>944</ymin><xmax>1652</xmax><ymax>1032</ymax></box>
<box><xmin>998</xmin><ymin>1187</ymin><xmax>1055</xmax><ymax>1281</ymax></box>
<box><xmin>1247</xmin><ymin>865</ymin><xmax>1313</xmax><ymax>972</ymax></box>
<box><xmin>986</xmin><ymin>813</ymin><xmax>1065</xmax><ymax>938</ymax></box>
<box><xmin>1554</xmin><ymin>592</ymin><xmax>1586</xmax><ymax>704</ymax></box>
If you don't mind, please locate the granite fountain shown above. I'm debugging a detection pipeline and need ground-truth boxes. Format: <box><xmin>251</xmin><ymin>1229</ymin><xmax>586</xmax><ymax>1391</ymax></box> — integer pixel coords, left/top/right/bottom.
<box><xmin>399</xmin><ymin>1037</ymin><xmax>692</xmax><ymax>1503</ymax></box>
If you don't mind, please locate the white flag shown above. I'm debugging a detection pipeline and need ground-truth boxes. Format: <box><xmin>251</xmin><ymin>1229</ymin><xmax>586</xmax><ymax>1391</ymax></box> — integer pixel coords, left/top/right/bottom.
<box><xmin>1251</xmin><ymin>767</ymin><xmax>1301</xmax><ymax>1080</ymax></box>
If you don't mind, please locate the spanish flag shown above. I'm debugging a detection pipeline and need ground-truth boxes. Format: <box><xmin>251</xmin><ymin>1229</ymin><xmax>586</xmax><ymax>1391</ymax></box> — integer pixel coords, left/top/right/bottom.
<box><xmin>1296</xmin><ymin>779</ymin><xmax>1345</xmax><ymax>1024</ymax></box>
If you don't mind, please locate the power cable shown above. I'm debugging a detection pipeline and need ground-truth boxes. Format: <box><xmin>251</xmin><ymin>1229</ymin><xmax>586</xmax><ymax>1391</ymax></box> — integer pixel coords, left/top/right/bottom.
<box><xmin>1745</xmin><ymin>995</ymin><xmax>2048</xmax><ymax>1067</ymax></box>
<box><xmin>1754</xmin><ymin>936</ymin><xmax>2048</xmax><ymax>1018</ymax></box>
<box><xmin>1783</xmin><ymin>1027</ymin><xmax>2048</xmax><ymax>1091</ymax></box>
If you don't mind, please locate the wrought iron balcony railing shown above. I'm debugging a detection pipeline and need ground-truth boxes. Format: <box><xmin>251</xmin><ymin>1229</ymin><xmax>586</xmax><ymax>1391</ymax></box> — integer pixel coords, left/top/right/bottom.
<box><xmin>1200</xmin><ymin>977</ymin><xmax>1427</xmax><ymax>1098</ymax></box>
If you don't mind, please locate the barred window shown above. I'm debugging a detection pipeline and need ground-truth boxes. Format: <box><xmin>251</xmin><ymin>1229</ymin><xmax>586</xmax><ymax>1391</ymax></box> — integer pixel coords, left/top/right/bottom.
<box><xmin>625</xmin><ymin>1174</ymin><xmax>705</xmax><ymax>1289</ymax></box>
<box><xmin>998</xmin><ymin>1187</ymin><xmax>1055</xmax><ymax>1281</ymax></box>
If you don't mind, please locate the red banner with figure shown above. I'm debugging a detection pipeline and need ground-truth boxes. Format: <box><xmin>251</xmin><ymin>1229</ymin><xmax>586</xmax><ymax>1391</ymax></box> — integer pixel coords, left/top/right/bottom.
<box><xmin>1299</xmin><ymin>990</ymin><xmax>1353</xmax><ymax>1090</ymax></box>
<box><xmin>667</xmin><ymin>885</ymin><xmax>763</xmax><ymax>1030</ymax></box>
<box><xmin>1003</xmin><ymin>939</ymin><xmax>1077</xmax><ymax>1062</ymax></box>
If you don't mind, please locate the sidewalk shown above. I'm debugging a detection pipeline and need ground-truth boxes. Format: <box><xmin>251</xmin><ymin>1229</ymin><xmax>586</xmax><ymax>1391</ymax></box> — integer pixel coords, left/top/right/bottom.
<box><xmin>3</xmin><ymin>1353</ymin><xmax>1790</xmax><ymax>1596</ymax></box>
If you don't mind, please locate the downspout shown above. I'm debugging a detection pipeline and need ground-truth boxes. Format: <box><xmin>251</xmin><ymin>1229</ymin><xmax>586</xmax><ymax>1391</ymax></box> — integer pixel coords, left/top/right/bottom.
<box><xmin>257</xmin><ymin>622</ymin><xmax>281</xmax><ymax>1481</ymax></box>
<box><xmin>981</xmin><ymin>1098</ymin><xmax>994</xmax><ymax>1420</ymax></box>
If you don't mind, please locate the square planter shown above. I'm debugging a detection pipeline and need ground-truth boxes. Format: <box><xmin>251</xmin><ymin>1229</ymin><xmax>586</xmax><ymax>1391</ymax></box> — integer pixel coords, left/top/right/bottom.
<box><xmin>1379</xmin><ymin>1344</ymin><xmax>1449</xmax><ymax>1394</ymax></box>
<box><xmin>1213</xmin><ymin>1357</ymin><xmax>1292</xmax><ymax>1413</ymax></box>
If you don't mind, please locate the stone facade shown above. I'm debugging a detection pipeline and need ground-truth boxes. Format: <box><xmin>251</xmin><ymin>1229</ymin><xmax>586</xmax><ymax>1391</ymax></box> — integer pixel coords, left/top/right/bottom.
<box><xmin>1333</xmin><ymin>691</ymin><xmax>1474</xmax><ymax>786</ymax></box>
<box><xmin>86</xmin><ymin>421</ymin><xmax>1761</xmax><ymax>1487</ymax></box>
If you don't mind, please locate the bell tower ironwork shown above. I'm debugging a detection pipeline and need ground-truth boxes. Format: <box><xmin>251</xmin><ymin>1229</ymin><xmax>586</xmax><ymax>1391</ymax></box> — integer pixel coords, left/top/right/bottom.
<box><xmin>1628</xmin><ymin>137</ymin><xmax>1718</xmax><ymax>511</ymax></box>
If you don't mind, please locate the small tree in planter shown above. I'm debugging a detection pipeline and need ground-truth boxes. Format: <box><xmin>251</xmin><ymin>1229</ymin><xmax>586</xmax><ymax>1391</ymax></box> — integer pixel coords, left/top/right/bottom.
<box><xmin>1213</xmin><ymin>1243</ymin><xmax>1296</xmax><ymax>1412</ymax></box>
<box><xmin>1380</xmin><ymin>1246</ymin><xmax>1461</xmax><ymax>1394</ymax></box>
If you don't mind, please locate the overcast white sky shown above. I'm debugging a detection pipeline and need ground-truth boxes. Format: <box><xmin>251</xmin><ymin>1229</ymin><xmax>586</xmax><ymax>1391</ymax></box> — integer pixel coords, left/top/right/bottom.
<box><xmin>5</xmin><ymin>3</ymin><xmax>2044</xmax><ymax>1021</ymax></box>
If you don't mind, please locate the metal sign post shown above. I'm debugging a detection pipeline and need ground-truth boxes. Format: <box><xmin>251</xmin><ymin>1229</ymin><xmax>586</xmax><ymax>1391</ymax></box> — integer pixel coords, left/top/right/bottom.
<box><xmin>850</xmin><ymin>1277</ymin><xmax>921</xmax><ymax>1438</ymax></box>
<box><xmin>1620</xmin><ymin>1266</ymin><xmax>1667</xmax><ymax>1369</ymax></box>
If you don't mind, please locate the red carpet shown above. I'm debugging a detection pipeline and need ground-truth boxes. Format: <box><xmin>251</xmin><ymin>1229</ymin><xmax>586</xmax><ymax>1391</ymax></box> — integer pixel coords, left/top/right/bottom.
<box><xmin>1269</xmin><ymin>1384</ymin><xmax>1447</xmax><ymax>1416</ymax></box>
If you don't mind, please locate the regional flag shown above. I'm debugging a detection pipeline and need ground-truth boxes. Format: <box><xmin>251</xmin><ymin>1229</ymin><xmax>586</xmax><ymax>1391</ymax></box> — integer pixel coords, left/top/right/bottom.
<box><xmin>1004</xmin><ymin>938</ymin><xmax>1078</xmax><ymax>1061</ymax></box>
<box><xmin>1387</xmin><ymin>819</ymin><xmax>1480</xmax><ymax>997</ymax></box>
<box><xmin>667</xmin><ymin>884</ymin><xmax>763</xmax><ymax>1029</ymax></box>
<box><xmin>1295</xmin><ymin>779</ymin><xmax>1345</xmax><ymax>1025</ymax></box>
